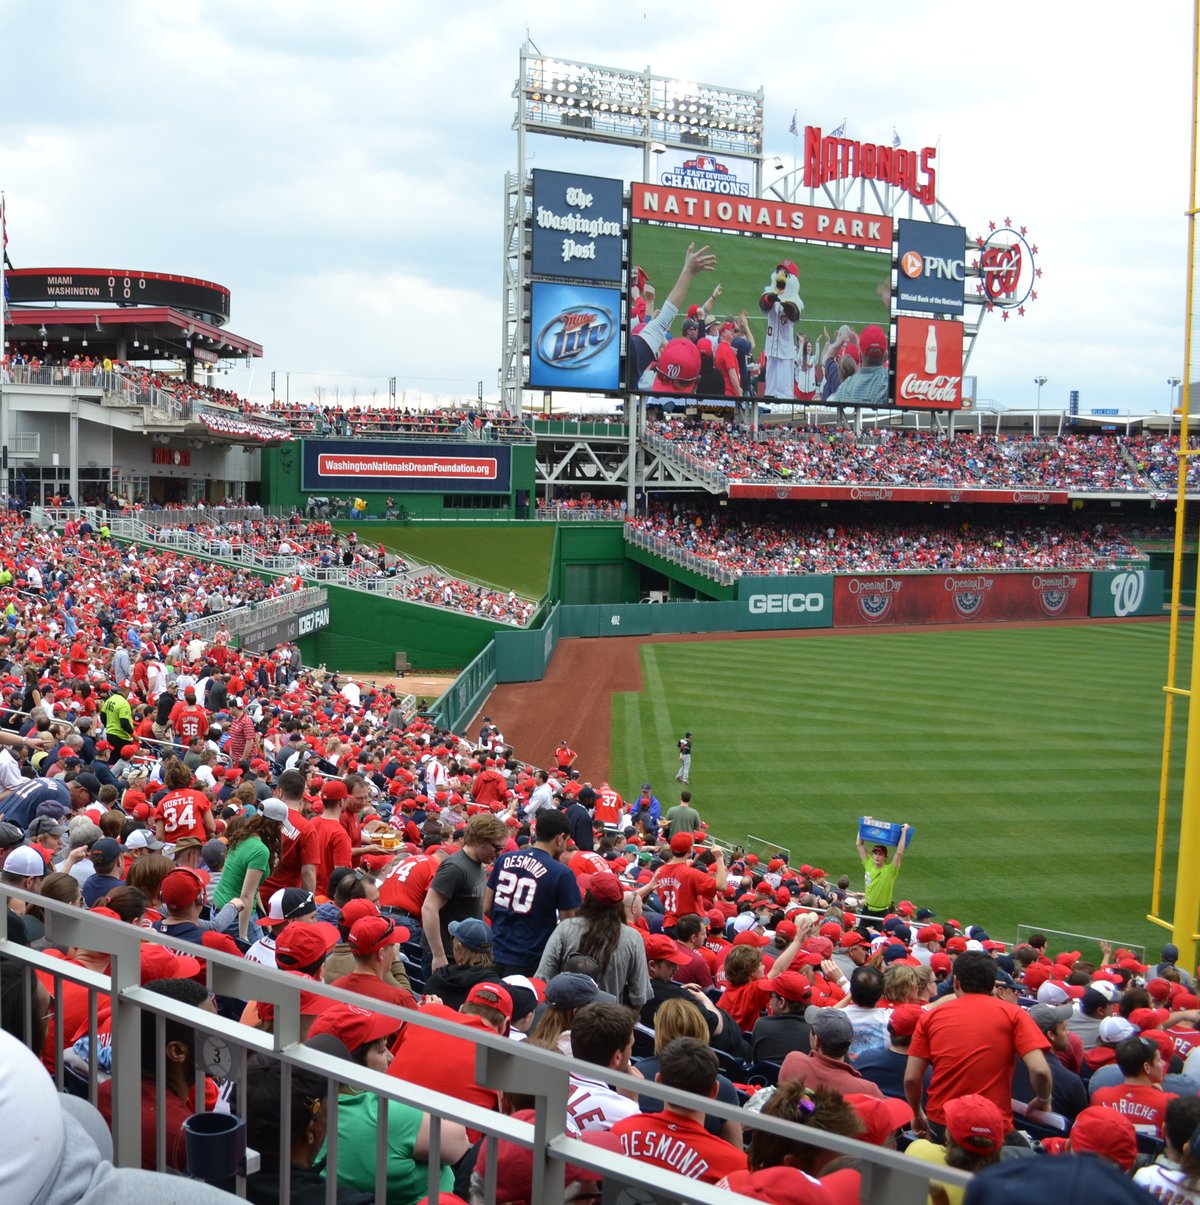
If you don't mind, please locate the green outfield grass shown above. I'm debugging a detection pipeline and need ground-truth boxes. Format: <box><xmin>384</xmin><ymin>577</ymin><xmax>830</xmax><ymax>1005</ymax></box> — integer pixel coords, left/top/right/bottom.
<box><xmin>334</xmin><ymin>522</ymin><xmax>555</xmax><ymax>599</ymax></box>
<box><xmin>611</xmin><ymin>621</ymin><xmax>1187</xmax><ymax>953</ymax></box>
<box><xmin>632</xmin><ymin>222</ymin><xmax>890</xmax><ymax>355</ymax></box>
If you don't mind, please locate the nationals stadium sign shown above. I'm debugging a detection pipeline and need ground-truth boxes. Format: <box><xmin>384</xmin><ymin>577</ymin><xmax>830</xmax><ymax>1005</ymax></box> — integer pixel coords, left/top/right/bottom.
<box><xmin>727</xmin><ymin>484</ymin><xmax>1069</xmax><ymax>506</ymax></box>
<box><xmin>804</xmin><ymin>126</ymin><xmax>937</xmax><ymax>205</ymax></box>
<box><xmin>631</xmin><ymin>184</ymin><xmax>891</xmax><ymax>249</ymax></box>
<box><xmin>301</xmin><ymin>440</ymin><xmax>511</xmax><ymax>493</ymax></box>
<box><xmin>833</xmin><ymin>572</ymin><xmax>1090</xmax><ymax>627</ymax></box>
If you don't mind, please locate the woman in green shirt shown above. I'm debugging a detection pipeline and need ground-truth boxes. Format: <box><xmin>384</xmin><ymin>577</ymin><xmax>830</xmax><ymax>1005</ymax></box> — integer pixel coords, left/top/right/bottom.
<box><xmin>310</xmin><ymin>1004</ymin><xmax>470</xmax><ymax>1204</ymax></box>
<box><xmin>214</xmin><ymin>804</ymin><xmax>284</xmax><ymax>942</ymax></box>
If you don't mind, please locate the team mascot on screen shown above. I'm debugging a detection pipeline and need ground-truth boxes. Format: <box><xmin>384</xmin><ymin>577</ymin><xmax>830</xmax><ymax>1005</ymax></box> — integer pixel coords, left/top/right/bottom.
<box><xmin>759</xmin><ymin>260</ymin><xmax>804</xmax><ymax>399</ymax></box>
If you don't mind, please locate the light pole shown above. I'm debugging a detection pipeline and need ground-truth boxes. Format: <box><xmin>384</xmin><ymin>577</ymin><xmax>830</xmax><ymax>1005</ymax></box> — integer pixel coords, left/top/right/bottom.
<box><xmin>1034</xmin><ymin>376</ymin><xmax>1047</xmax><ymax>437</ymax></box>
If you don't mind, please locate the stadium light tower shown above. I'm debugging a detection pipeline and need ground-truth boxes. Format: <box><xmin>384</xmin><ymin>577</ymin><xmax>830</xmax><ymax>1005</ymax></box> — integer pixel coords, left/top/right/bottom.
<box><xmin>1034</xmin><ymin>376</ymin><xmax>1048</xmax><ymax>437</ymax></box>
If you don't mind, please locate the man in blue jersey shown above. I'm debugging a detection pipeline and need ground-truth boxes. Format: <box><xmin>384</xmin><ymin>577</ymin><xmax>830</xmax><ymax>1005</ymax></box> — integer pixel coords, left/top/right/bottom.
<box><xmin>485</xmin><ymin>809</ymin><xmax>581</xmax><ymax>977</ymax></box>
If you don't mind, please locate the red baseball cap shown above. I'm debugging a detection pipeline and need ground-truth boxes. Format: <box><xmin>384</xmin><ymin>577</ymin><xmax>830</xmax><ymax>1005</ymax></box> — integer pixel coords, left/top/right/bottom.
<box><xmin>757</xmin><ymin>971</ymin><xmax>811</xmax><ymax>1003</ymax></box>
<box><xmin>669</xmin><ymin>832</ymin><xmax>694</xmax><ymax>856</ymax></box>
<box><xmin>140</xmin><ymin>943</ymin><xmax>203</xmax><ymax>984</ymax></box>
<box><xmin>839</xmin><ymin>931</ymin><xmax>868</xmax><ymax>949</ymax></box>
<box><xmin>888</xmin><ymin>1004</ymin><xmax>925</xmax><ymax>1038</ymax></box>
<box><xmin>348</xmin><ymin>916</ymin><xmax>409</xmax><ymax>958</ymax></box>
<box><xmin>307</xmin><ymin>1003</ymin><xmax>403</xmax><ymax>1050</ymax></box>
<box><xmin>275</xmin><ymin>921</ymin><xmax>340</xmax><ymax>970</ymax></box>
<box><xmin>652</xmin><ymin>338</ymin><xmax>701</xmax><ymax>394</ymax></box>
<box><xmin>844</xmin><ymin>1093</ymin><xmax>914</xmax><ymax>1146</ymax></box>
<box><xmin>465</xmin><ymin>982</ymin><xmax>513</xmax><ymax>1019</ymax></box>
<box><xmin>858</xmin><ymin>324</ymin><xmax>887</xmax><ymax>355</ymax></box>
<box><xmin>722</xmin><ymin>1166</ymin><xmax>861</xmax><ymax>1205</ymax></box>
<box><xmin>340</xmin><ymin>898</ymin><xmax>381</xmax><ymax>929</ymax></box>
<box><xmin>944</xmin><ymin>1094</ymin><xmax>1004</xmax><ymax>1154</ymax></box>
<box><xmin>159</xmin><ymin>867</ymin><xmax>208</xmax><ymax>911</ymax></box>
<box><xmin>1068</xmin><ymin>1105</ymin><xmax>1137</xmax><ymax>1171</ymax></box>
<box><xmin>645</xmin><ymin>934</ymin><xmax>690</xmax><ymax>964</ymax></box>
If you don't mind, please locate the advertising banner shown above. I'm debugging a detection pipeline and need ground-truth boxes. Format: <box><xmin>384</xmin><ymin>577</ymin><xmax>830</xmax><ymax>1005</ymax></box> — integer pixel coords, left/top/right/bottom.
<box><xmin>240</xmin><ymin>602</ymin><xmax>331</xmax><ymax>653</ymax></box>
<box><xmin>736</xmin><ymin>575</ymin><xmax>834</xmax><ymax>631</ymax></box>
<box><xmin>1089</xmin><ymin>568</ymin><xmax>1164</xmax><ymax>618</ymax></box>
<box><xmin>656</xmin><ymin>152</ymin><xmax>756</xmax><ymax>197</ymax></box>
<box><xmin>833</xmin><ymin>572</ymin><xmax>1090</xmax><ymax>627</ymax></box>
<box><xmin>728</xmin><ymin>484</ymin><xmax>1069</xmax><ymax>506</ymax></box>
<box><xmin>528</xmin><ymin>282</ymin><xmax>622</xmax><ymax>393</ymax></box>
<box><xmin>531</xmin><ymin>170</ymin><xmax>624</xmax><ymax>283</ymax></box>
<box><xmin>893</xmin><ymin>316</ymin><xmax>964</xmax><ymax>410</ymax></box>
<box><xmin>632</xmin><ymin>183</ymin><xmax>892</xmax><ymax>250</ymax></box>
<box><xmin>896</xmin><ymin>220</ymin><xmax>966</xmax><ymax>316</ymax></box>
<box><xmin>301</xmin><ymin>440</ymin><xmax>511</xmax><ymax>493</ymax></box>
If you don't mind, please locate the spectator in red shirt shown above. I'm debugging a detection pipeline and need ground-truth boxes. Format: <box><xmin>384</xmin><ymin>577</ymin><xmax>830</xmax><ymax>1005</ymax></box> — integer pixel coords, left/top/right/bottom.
<box><xmin>259</xmin><ymin>767</ymin><xmax>319</xmax><ymax>906</ymax></box>
<box><xmin>152</xmin><ymin>761</ymin><xmax>214</xmax><ymax>846</ymax></box>
<box><xmin>905</xmin><ymin>950</ymin><xmax>1052</xmax><ymax>1139</ymax></box>
<box><xmin>311</xmin><ymin>778</ymin><xmax>353</xmax><ymax>894</ymax></box>
<box><xmin>1090</xmin><ymin>1034</ymin><xmax>1178</xmax><ymax>1137</ymax></box>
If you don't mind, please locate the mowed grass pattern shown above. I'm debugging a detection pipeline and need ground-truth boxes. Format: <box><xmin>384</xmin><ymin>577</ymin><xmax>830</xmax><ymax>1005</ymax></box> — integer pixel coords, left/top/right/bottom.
<box><xmin>611</xmin><ymin>622</ymin><xmax>1188</xmax><ymax>951</ymax></box>
<box><xmin>335</xmin><ymin>522</ymin><xmax>555</xmax><ymax>599</ymax></box>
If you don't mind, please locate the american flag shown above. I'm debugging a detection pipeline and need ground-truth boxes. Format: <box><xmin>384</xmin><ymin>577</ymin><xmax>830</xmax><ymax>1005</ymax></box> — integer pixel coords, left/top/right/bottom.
<box><xmin>829</xmin><ymin>120</ymin><xmax>846</xmax><ymax>138</ymax></box>
<box><xmin>892</xmin><ymin>128</ymin><xmax>902</xmax><ymax>148</ymax></box>
<box><xmin>788</xmin><ymin>110</ymin><xmax>797</xmax><ymax>136</ymax></box>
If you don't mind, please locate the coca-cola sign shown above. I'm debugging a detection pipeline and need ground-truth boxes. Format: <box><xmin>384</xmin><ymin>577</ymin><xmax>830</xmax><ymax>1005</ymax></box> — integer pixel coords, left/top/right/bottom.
<box><xmin>893</xmin><ymin>317</ymin><xmax>964</xmax><ymax>410</ymax></box>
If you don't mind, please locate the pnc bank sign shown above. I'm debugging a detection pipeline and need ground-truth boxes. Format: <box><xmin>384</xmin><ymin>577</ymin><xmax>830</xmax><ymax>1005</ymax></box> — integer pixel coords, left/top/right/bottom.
<box><xmin>896</xmin><ymin>220</ymin><xmax>967</xmax><ymax>316</ymax></box>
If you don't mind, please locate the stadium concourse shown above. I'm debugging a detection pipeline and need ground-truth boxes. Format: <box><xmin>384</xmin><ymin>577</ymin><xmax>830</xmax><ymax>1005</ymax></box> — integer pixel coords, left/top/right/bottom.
<box><xmin>0</xmin><ymin>516</ymin><xmax>1194</xmax><ymax>1203</ymax></box>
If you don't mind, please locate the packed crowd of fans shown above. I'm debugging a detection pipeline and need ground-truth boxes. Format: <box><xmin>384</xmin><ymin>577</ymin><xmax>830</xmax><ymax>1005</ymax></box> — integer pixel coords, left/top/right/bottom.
<box><xmin>120</xmin><ymin>512</ymin><xmax>540</xmax><ymax>627</ymax></box>
<box><xmin>648</xmin><ymin>419</ymin><xmax>1200</xmax><ymax>494</ymax></box>
<box><xmin>0</xmin><ymin>553</ymin><xmax>1190</xmax><ymax>1202</ymax></box>
<box><xmin>626</xmin><ymin>506</ymin><xmax>1152</xmax><ymax>576</ymax></box>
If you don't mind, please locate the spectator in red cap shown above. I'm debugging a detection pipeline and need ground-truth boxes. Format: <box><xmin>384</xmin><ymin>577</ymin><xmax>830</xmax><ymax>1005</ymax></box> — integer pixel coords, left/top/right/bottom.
<box><xmin>153</xmin><ymin>866</ymin><xmax>244</xmax><ymax>947</ymax></box>
<box><xmin>830</xmin><ymin>324</ymin><xmax>889</xmax><ymax>407</ymax></box>
<box><xmin>903</xmin><ymin>1092</ymin><xmax>1004</xmax><ymax>1193</ymax></box>
<box><xmin>854</xmin><ymin>1004</ymin><xmax>925</xmax><ymax>1101</ymax></box>
<box><xmin>307</xmin><ymin>1004</ymin><xmax>470</xmax><ymax>1202</ymax></box>
<box><xmin>389</xmin><ymin>982</ymin><xmax>513</xmax><ymax>1127</ymax></box>
<box><xmin>650</xmin><ymin>833</ymin><xmax>726</xmax><ymax>932</ymax></box>
<box><xmin>329</xmin><ymin>914</ymin><xmax>417</xmax><ymax>1011</ymax></box>
<box><xmin>1061</xmin><ymin>1104</ymin><xmax>1139</xmax><ymax>1173</ymax></box>
<box><xmin>312</xmin><ymin>778</ymin><xmax>353</xmax><ymax>894</ymax></box>
<box><xmin>751</xmin><ymin>970</ymin><xmax>814</xmax><ymax>1063</ymax></box>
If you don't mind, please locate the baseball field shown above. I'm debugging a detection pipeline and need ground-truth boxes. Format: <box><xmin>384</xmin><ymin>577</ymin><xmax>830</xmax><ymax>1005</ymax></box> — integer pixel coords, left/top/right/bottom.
<box><xmin>607</xmin><ymin>619</ymin><xmax>1185</xmax><ymax>957</ymax></box>
<box><xmin>631</xmin><ymin>221</ymin><xmax>891</xmax><ymax>361</ymax></box>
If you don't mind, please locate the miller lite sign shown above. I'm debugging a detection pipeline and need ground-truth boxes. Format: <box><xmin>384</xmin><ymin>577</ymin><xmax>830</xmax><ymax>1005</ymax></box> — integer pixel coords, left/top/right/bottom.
<box><xmin>528</xmin><ymin>281</ymin><xmax>622</xmax><ymax>393</ymax></box>
<box><xmin>893</xmin><ymin>316</ymin><xmax>963</xmax><ymax>410</ymax></box>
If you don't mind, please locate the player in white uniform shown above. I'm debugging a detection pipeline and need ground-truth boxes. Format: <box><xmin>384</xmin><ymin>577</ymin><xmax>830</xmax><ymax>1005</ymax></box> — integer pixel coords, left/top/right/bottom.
<box><xmin>759</xmin><ymin>260</ymin><xmax>804</xmax><ymax>399</ymax></box>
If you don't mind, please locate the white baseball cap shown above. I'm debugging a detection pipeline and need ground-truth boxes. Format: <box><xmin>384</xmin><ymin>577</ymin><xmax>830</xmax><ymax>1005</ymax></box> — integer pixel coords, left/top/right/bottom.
<box><xmin>3</xmin><ymin>847</ymin><xmax>47</xmax><ymax>878</ymax></box>
<box><xmin>125</xmin><ymin>830</ymin><xmax>163</xmax><ymax>851</ymax></box>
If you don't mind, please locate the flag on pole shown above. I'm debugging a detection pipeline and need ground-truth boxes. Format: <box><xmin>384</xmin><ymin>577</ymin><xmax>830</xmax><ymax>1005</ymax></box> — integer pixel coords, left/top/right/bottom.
<box><xmin>788</xmin><ymin>110</ymin><xmax>797</xmax><ymax>136</ymax></box>
<box><xmin>1</xmin><ymin>194</ymin><xmax>9</xmax><ymax>270</ymax></box>
<box><xmin>892</xmin><ymin>128</ymin><xmax>902</xmax><ymax>148</ymax></box>
<box><xmin>829</xmin><ymin>119</ymin><xmax>846</xmax><ymax>138</ymax></box>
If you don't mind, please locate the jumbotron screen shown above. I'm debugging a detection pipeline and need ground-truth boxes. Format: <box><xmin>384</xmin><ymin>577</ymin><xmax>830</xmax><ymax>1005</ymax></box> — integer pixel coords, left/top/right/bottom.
<box><xmin>628</xmin><ymin>221</ymin><xmax>891</xmax><ymax>406</ymax></box>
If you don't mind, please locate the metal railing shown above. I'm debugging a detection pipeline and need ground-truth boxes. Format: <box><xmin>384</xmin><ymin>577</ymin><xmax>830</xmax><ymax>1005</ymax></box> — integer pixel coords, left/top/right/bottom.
<box><xmin>0</xmin><ymin>886</ymin><xmax>961</xmax><ymax>1204</ymax></box>
<box><xmin>534</xmin><ymin>504</ymin><xmax>626</xmax><ymax>522</ymax></box>
<box><xmin>79</xmin><ymin>510</ymin><xmax>546</xmax><ymax>629</ymax></box>
<box><xmin>640</xmin><ymin>429</ymin><xmax>731</xmax><ymax>491</ymax></box>
<box><xmin>623</xmin><ymin>526</ymin><xmax>738</xmax><ymax>586</ymax></box>
<box><xmin>530</xmin><ymin>419</ymin><xmax>629</xmax><ymax>438</ymax></box>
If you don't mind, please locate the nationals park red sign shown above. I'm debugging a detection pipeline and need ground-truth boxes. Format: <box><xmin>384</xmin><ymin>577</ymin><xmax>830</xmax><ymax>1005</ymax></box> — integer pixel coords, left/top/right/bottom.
<box><xmin>631</xmin><ymin>184</ymin><xmax>892</xmax><ymax>249</ymax></box>
<box><xmin>833</xmin><ymin>572</ymin><xmax>1090</xmax><ymax>627</ymax></box>
<box><xmin>728</xmin><ymin>484</ymin><xmax>1069</xmax><ymax>506</ymax></box>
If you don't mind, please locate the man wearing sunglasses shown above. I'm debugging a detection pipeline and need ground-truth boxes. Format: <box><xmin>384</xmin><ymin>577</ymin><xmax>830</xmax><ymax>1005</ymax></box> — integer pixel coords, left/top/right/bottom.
<box><xmin>423</xmin><ymin>812</ymin><xmax>508</xmax><ymax>974</ymax></box>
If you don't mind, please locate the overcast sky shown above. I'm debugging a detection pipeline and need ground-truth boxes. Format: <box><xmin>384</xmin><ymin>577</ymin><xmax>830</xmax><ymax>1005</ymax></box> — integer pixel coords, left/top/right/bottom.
<box><xmin>2</xmin><ymin>1</ymin><xmax>1192</xmax><ymax>416</ymax></box>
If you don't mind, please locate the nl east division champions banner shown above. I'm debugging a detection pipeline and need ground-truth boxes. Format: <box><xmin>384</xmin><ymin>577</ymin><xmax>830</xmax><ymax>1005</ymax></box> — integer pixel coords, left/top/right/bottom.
<box><xmin>301</xmin><ymin>441</ymin><xmax>512</xmax><ymax>493</ymax></box>
<box><xmin>833</xmin><ymin>572</ymin><xmax>1090</xmax><ymax>627</ymax></box>
<box><xmin>528</xmin><ymin>281</ymin><xmax>622</xmax><ymax>393</ymax></box>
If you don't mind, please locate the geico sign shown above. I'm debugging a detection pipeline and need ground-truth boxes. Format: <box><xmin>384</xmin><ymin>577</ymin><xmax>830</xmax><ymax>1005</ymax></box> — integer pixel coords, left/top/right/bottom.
<box><xmin>748</xmin><ymin>593</ymin><xmax>825</xmax><ymax>614</ymax></box>
<box><xmin>297</xmin><ymin>607</ymin><xmax>330</xmax><ymax>635</ymax></box>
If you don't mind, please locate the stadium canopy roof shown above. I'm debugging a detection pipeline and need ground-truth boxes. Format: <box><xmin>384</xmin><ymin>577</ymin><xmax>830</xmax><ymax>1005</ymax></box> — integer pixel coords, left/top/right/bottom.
<box><xmin>4</xmin><ymin>305</ymin><xmax>262</xmax><ymax>364</ymax></box>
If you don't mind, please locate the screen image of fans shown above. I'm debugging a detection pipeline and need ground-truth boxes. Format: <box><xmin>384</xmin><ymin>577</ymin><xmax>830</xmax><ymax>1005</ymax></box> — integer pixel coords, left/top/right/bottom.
<box><xmin>629</xmin><ymin>222</ymin><xmax>890</xmax><ymax>404</ymax></box>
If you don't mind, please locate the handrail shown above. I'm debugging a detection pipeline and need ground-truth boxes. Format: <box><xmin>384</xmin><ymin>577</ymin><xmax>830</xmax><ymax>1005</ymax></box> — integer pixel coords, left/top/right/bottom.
<box><xmin>641</xmin><ymin>429</ymin><xmax>732</xmax><ymax>491</ymax></box>
<box><xmin>623</xmin><ymin>526</ymin><xmax>738</xmax><ymax>586</ymax></box>
<box><xmin>0</xmin><ymin>885</ymin><xmax>963</xmax><ymax>1205</ymax></box>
